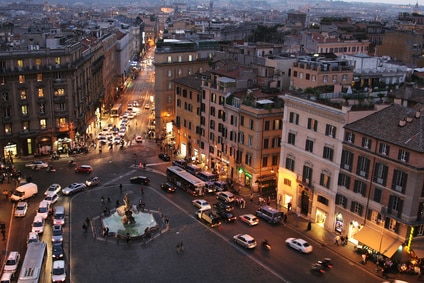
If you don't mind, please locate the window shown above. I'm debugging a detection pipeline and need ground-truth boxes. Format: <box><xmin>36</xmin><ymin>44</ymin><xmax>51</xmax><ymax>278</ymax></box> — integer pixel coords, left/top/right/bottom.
<box><xmin>373</xmin><ymin>163</ymin><xmax>388</xmax><ymax>186</ymax></box>
<box><xmin>392</xmin><ymin>169</ymin><xmax>408</xmax><ymax>193</ymax></box>
<box><xmin>353</xmin><ymin>180</ymin><xmax>367</xmax><ymax>196</ymax></box>
<box><xmin>286</xmin><ymin>157</ymin><xmax>295</xmax><ymax>171</ymax></box>
<box><xmin>264</xmin><ymin>120</ymin><xmax>270</xmax><ymax>130</ymax></box>
<box><xmin>338</xmin><ymin>173</ymin><xmax>351</xmax><ymax>189</ymax></box>
<box><xmin>312</xmin><ymin>75</ymin><xmax>316</xmax><ymax>81</ymax></box>
<box><xmin>19</xmin><ymin>75</ymin><xmax>25</xmax><ymax>83</ymax></box>
<box><xmin>36</xmin><ymin>73</ymin><xmax>42</xmax><ymax>81</ymax></box>
<box><xmin>167</xmin><ymin>56</ymin><xmax>172</xmax><ymax>63</ymax></box>
<box><xmin>17</xmin><ymin>59</ymin><xmax>23</xmax><ymax>68</ymax></box>
<box><xmin>361</xmin><ymin>137</ymin><xmax>371</xmax><ymax>149</ymax></box>
<box><xmin>356</xmin><ymin>156</ymin><xmax>370</xmax><ymax>178</ymax></box>
<box><xmin>388</xmin><ymin>195</ymin><xmax>403</xmax><ymax>217</ymax></box>
<box><xmin>317</xmin><ymin>195</ymin><xmax>329</xmax><ymax>206</ymax></box>
<box><xmin>305</xmin><ymin>139</ymin><xmax>314</xmax><ymax>152</ymax></box>
<box><xmin>210</xmin><ymin>106</ymin><xmax>215</xmax><ymax>116</ymax></box>
<box><xmin>209</xmin><ymin>120</ymin><xmax>215</xmax><ymax>130</ymax></box>
<box><xmin>373</xmin><ymin>187</ymin><xmax>382</xmax><ymax>203</ymax></box>
<box><xmin>323</xmin><ymin>146</ymin><xmax>334</xmax><ymax>161</ymax></box>
<box><xmin>20</xmin><ymin>90</ymin><xmax>27</xmax><ymax>100</ymax></box>
<box><xmin>272</xmin><ymin>137</ymin><xmax>281</xmax><ymax>148</ymax></box>
<box><xmin>398</xmin><ymin>149</ymin><xmax>410</xmax><ymax>162</ymax></box>
<box><xmin>341</xmin><ymin>150</ymin><xmax>353</xmax><ymax>171</ymax></box>
<box><xmin>248</xmin><ymin>135</ymin><xmax>253</xmax><ymax>147</ymax></box>
<box><xmin>351</xmin><ymin>201</ymin><xmax>363</xmax><ymax>216</ymax></box>
<box><xmin>209</xmin><ymin>146</ymin><xmax>215</xmax><ymax>154</ymax></box>
<box><xmin>177</xmin><ymin>69</ymin><xmax>182</xmax><ymax>76</ymax></box>
<box><xmin>302</xmin><ymin>165</ymin><xmax>313</xmax><ymax>185</ymax></box>
<box><xmin>37</xmin><ymin>88</ymin><xmax>44</xmax><ymax>98</ymax></box>
<box><xmin>188</xmin><ymin>54</ymin><xmax>193</xmax><ymax>61</ymax></box>
<box><xmin>40</xmin><ymin>119</ymin><xmax>46</xmax><ymax>129</ymax></box>
<box><xmin>272</xmin><ymin>155</ymin><xmax>278</xmax><ymax>166</ymax></box>
<box><xmin>4</xmin><ymin>124</ymin><xmax>11</xmax><ymax>134</ymax></box>
<box><xmin>211</xmin><ymin>93</ymin><xmax>216</xmax><ymax>103</ymax></box>
<box><xmin>288</xmin><ymin>133</ymin><xmax>296</xmax><ymax>145</ymax></box>
<box><xmin>289</xmin><ymin>112</ymin><xmax>299</xmax><ymax>124</ymax></box>
<box><xmin>54</xmin><ymin>88</ymin><xmax>65</xmax><ymax>96</ymax></box>
<box><xmin>336</xmin><ymin>194</ymin><xmax>347</xmax><ymax>208</ymax></box>
<box><xmin>283</xmin><ymin>178</ymin><xmax>292</xmax><ymax>186</ymax></box>
<box><xmin>178</xmin><ymin>55</ymin><xmax>182</xmax><ymax>62</ymax></box>
<box><xmin>22</xmin><ymin>121</ymin><xmax>29</xmax><ymax>131</ymax></box>
<box><xmin>342</xmin><ymin>74</ymin><xmax>347</xmax><ymax>81</ymax></box>
<box><xmin>379</xmin><ymin>143</ymin><xmax>390</xmax><ymax>155</ymax></box>
<box><xmin>325</xmin><ymin>124</ymin><xmax>336</xmax><ymax>138</ymax></box>
<box><xmin>55</xmin><ymin>57</ymin><xmax>60</xmax><ymax>65</ymax></box>
<box><xmin>263</xmin><ymin>138</ymin><xmax>269</xmax><ymax>149</ymax></box>
<box><xmin>245</xmin><ymin>153</ymin><xmax>252</xmax><ymax>166</ymax></box>
<box><xmin>3</xmin><ymin>107</ymin><xmax>10</xmax><ymax>118</ymax></box>
<box><xmin>307</xmin><ymin>118</ymin><xmax>318</xmax><ymax>131</ymax></box>
<box><xmin>323</xmin><ymin>75</ymin><xmax>328</xmax><ymax>83</ymax></box>
<box><xmin>21</xmin><ymin>105</ymin><xmax>28</xmax><ymax>116</ymax></box>
<box><xmin>320</xmin><ymin>173</ymin><xmax>330</xmax><ymax>189</ymax></box>
<box><xmin>167</xmin><ymin>70</ymin><xmax>172</xmax><ymax>77</ymax></box>
<box><xmin>238</xmin><ymin>132</ymin><xmax>244</xmax><ymax>144</ymax></box>
<box><xmin>249</xmin><ymin>119</ymin><xmax>254</xmax><ymax>130</ymax></box>
<box><xmin>345</xmin><ymin>132</ymin><xmax>355</xmax><ymax>143</ymax></box>
<box><xmin>262</xmin><ymin>156</ymin><xmax>268</xmax><ymax>167</ymax></box>
<box><xmin>273</xmin><ymin>119</ymin><xmax>282</xmax><ymax>130</ymax></box>
<box><xmin>39</xmin><ymin>104</ymin><xmax>45</xmax><ymax>114</ymax></box>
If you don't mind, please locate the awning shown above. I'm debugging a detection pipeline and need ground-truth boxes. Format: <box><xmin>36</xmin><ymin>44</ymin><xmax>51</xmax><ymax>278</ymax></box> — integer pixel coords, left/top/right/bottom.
<box><xmin>354</xmin><ymin>226</ymin><xmax>403</xmax><ymax>258</ymax></box>
<box><xmin>411</xmin><ymin>242</ymin><xmax>424</xmax><ymax>258</ymax></box>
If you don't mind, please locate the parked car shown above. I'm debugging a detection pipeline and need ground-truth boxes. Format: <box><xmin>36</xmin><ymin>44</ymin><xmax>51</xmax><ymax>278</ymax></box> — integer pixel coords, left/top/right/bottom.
<box><xmin>31</xmin><ymin>215</ymin><xmax>45</xmax><ymax>234</ymax></box>
<box><xmin>62</xmin><ymin>183</ymin><xmax>86</xmax><ymax>195</ymax></box>
<box><xmin>25</xmin><ymin>160</ymin><xmax>48</xmax><ymax>169</ymax></box>
<box><xmin>233</xmin><ymin>234</ymin><xmax>257</xmax><ymax>249</ymax></box>
<box><xmin>215</xmin><ymin>209</ymin><xmax>237</xmax><ymax>223</ymax></box>
<box><xmin>52</xmin><ymin>225</ymin><xmax>63</xmax><ymax>243</ymax></box>
<box><xmin>285</xmin><ymin>238</ymin><xmax>313</xmax><ymax>254</ymax></box>
<box><xmin>75</xmin><ymin>165</ymin><xmax>92</xmax><ymax>173</ymax></box>
<box><xmin>158</xmin><ymin>153</ymin><xmax>171</xmax><ymax>161</ymax></box>
<box><xmin>129</xmin><ymin>176</ymin><xmax>150</xmax><ymax>185</ymax></box>
<box><xmin>239</xmin><ymin>214</ymin><xmax>259</xmax><ymax>226</ymax></box>
<box><xmin>192</xmin><ymin>199</ymin><xmax>211</xmax><ymax>210</ymax></box>
<box><xmin>86</xmin><ymin>176</ymin><xmax>100</xmax><ymax>187</ymax></box>
<box><xmin>52</xmin><ymin>242</ymin><xmax>64</xmax><ymax>259</ymax></box>
<box><xmin>160</xmin><ymin>182</ymin><xmax>176</xmax><ymax>193</ymax></box>
<box><xmin>14</xmin><ymin>201</ymin><xmax>28</xmax><ymax>217</ymax></box>
<box><xmin>51</xmin><ymin>259</ymin><xmax>66</xmax><ymax>282</ymax></box>
<box><xmin>44</xmin><ymin>193</ymin><xmax>58</xmax><ymax>205</ymax></box>
<box><xmin>3</xmin><ymin>251</ymin><xmax>20</xmax><ymax>275</ymax></box>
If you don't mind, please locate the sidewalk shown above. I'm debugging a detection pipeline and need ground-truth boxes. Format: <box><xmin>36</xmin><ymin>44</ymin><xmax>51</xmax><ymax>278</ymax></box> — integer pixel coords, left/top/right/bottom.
<box><xmin>234</xmin><ymin>183</ymin><xmax>416</xmax><ymax>283</ymax></box>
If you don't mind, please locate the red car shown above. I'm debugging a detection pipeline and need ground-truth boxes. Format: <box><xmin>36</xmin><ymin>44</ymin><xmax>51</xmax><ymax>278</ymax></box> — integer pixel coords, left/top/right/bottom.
<box><xmin>75</xmin><ymin>165</ymin><xmax>92</xmax><ymax>174</ymax></box>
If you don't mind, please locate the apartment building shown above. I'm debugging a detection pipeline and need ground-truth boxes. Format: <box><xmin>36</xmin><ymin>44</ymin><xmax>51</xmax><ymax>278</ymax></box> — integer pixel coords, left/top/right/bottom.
<box><xmin>290</xmin><ymin>54</ymin><xmax>354</xmax><ymax>90</ymax></box>
<box><xmin>339</xmin><ymin>103</ymin><xmax>424</xmax><ymax>259</ymax></box>
<box><xmin>153</xmin><ymin>39</ymin><xmax>219</xmax><ymax>138</ymax></box>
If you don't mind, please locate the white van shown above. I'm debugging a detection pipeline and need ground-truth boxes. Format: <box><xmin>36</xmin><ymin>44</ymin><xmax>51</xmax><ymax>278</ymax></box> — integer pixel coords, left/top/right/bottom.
<box><xmin>53</xmin><ymin>206</ymin><xmax>65</xmax><ymax>226</ymax></box>
<box><xmin>0</xmin><ymin>272</ymin><xmax>12</xmax><ymax>283</ymax></box>
<box><xmin>10</xmin><ymin>183</ymin><xmax>38</xmax><ymax>202</ymax></box>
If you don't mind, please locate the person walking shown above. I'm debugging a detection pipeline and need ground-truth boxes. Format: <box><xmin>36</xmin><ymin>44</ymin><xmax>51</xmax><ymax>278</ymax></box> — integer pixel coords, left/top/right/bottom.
<box><xmin>100</xmin><ymin>196</ymin><xmax>105</xmax><ymax>205</ymax></box>
<box><xmin>119</xmin><ymin>184</ymin><xmax>123</xmax><ymax>193</ymax></box>
<box><xmin>176</xmin><ymin>243</ymin><xmax>181</xmax><ymax>254</ymax></box>
<box><xmin>126</xmin><ymin>233</ymin><xmax>130</xmax><ymax>245</ymax></box>
<box><xmin>250</xmin><ymin>193</ymin><xmax>253</xmax><ymax>203</ymax></box>
<box><xmin>335</xmin><ymin>235</ymin><xmax>340</xmax><ymax>246</ymax></box>
<box><xmin>141</xmin><ymin>186</ymin><xmax>144</xmax><ymax>194</ymax></box>
<box><xmin>180</xmin><ymin>241</ymin><xmax>184</xmax><ymax>253</ymax></box>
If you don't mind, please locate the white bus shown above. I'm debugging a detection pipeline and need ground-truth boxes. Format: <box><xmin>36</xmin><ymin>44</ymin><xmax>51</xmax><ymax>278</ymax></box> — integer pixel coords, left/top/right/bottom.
<box><xmin>166</xmin><ymin>166</ymin><xmax>205</xmax><ymax>196</ymax></box>
<box><xmin>110</xmin><ymin>103</ymin><xmax>122</xmax><ymax>118</ymax></box>
<box><xmin>17</xmin><ymin>241</ymin><xmax>47</xmax><ymax>283</ymax></box>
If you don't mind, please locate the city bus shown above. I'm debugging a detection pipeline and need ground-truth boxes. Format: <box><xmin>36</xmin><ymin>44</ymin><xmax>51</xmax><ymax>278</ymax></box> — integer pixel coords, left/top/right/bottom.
<box><xmin>166</xmin><ymin>166</ymin><xmax>205</xmax><ymax>196</ymax></box>
<box><xmin>17</xmin><ymin>241</ymin><xmax>47</xmax><ymax>283</ymax></box>
<box><xmin>110</xmin><ymin>103</ymin><xmax>122</xmax><ymax>118</ymax></box>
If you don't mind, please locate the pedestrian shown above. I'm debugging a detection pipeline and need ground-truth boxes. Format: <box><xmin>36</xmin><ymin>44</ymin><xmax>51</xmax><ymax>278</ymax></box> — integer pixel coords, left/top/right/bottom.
<box><xmin>116</xmin><ymin>200</ymin><xmax>120</xmax><ymax>208</ymax></box>
<box><xmin>82</xmin><ymin>223</ymin><xmax>88</xmax><ymax>232</ymax></box>
<box><xmin>176</xmin><ymin>243</ymin><xmax>181</xmax><ymax>254</ymax></box>
<box><xmin>361</xmin><ymin>253</ymin><xmax>367</xmax><ymax>264</ymax></box>
<box><xmin>340</xmin><ymin>235</ymin><xmax>345</xmax><ymax>245</ymax></box>
<box><xmin>119</xmin><ymin>183</ymin><xmax>123</xmax><ymax>193</ymax></box>
<box><xmin>267</xmin><ymin>196</ymin><xmax>271</xmax><ymax>206</ymax></box>
<box><xmin>335</xmin><ymin>235</ymin><xmax>340</xmax><ymax>246</ymax></box>
<box><xmin>287</xmin><ymin>202</ymin><xmax>292</xmax><ymax>211</ymax></box>
<box><xmin>85</xmin><ymin>217</ymin><xmax>90</xmax><ymax>225</ymax></box>
<box><xmin>180</xmin><ymin>241</ymin><xmax>184</xmax><ymax>252</ymax></box>
<box><xmin>126</xmin><ymin>233</ymin><xmax>130</xmax><ymax>244</ymax></box>
<box><xmin>284</xmin><ymin>214</ymin><xmax>288</xmax><ymax>223</ymax></box>
<box><xmin>307</xmin><ymin>221</ymin><xmax>312</xmax><ymax>231</ymax></box>
<box><xmin>107</xmin><ymin>197</ymin><xmax>111</xmax><ymax>204</ymax></box>
<box><xmin>1</xmin><ymin>228</ymin><xmax>5</xmax><ymax>240</ymax></box>
<box><xmin>141</xmin><ymin>186</ymin><xmax>144</xmax><ymax>194</ymax></box>
<box><xmin>101</xmin><ymin>196</ymin><xmax>105</xmax><ymax>205</ymax></box>
<box><xmin>250</xmin><ymin>193</ymin><xmax>253</xmax><ymax>203</ymax></box>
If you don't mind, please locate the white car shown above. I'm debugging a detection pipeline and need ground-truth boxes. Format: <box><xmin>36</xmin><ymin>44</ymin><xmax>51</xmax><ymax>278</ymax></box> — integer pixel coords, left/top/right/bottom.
<box><xmin>118</xmin><ymin>129</ymin><xmax>126</xmax><ymax>137</ymax></box>
<box><xmin>133</xmin><ymin>101</ymin><xmax>139</xmax><ymax>107</ymax></box>
<box><xmin>27</xmin><ymin>231</ymin><xmax>39</xmax><ymax>246</ymax></box>
<box><xmin>62</xmin><ymin>183</ymin><xmax>86</xmax><ymax>195</ymax></box>
<box><xmin>51</xmin><ymin>260</ymin><xmax>66</xmax><ymax>282</ymax></box>
<box><xmin>25</xmin><ymin>160</ymin><xmax>48</xmax><ymax>169</ymax></box>
<box><xmin>44</xmin><ymin>193</ymin><xmax>59</xmax><ymax>205</ymax></box>
<box><xmin>86</xmin><ymin>176</ymin><xmax>100</xmax><ymax>187</ymax></box>
<box><xmin>216</xmin><ymin>191</ymin><xmax>235</xmax><ymax>203</ymax></box>
<box><xmin>233</xmin><ymin>234</ymin><xmax>257</xmax><ymax>249</ymax></box>
<box><xmin>285</xmin><ymin>238</ymin><xmax>313</xmax><ymax>254</ymax></box>
<box><xmin>239</xmin><ymin>214</ymin><xmax>259</xmax><ymax>226</ymax></box>
<box><xmin>14</xmin><ymin>201</ymin><xmax>28</xmax><ymax>217</ymax></box>
<box><xmin>192</xmin><ymin>199</ymin><xmax>211</xmax><ymax>210</ymax></box>
<box><xmin>44</xmin><ymin>183</ymin><xmax>61</xmax><ymax>196</ymax></box>
<box><xmin>3</xmin><ymin>251</ymin><xmax>20</xmax><ymax>275</ymax></box>
<box><xmin>31</xmin><ymin>215</ymin><xmax>45</xmax><ymax>234</ymax></box>
<box><xmin>36</xmin><ymin>200</ymin><xmax>50</xmax><ymax>219</ymax></box>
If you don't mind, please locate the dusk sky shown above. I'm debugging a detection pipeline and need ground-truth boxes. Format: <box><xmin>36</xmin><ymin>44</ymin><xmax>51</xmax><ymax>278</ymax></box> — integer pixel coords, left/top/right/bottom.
<box><xmin>343</xmin><ymin>0</ymin><xmax>416</xmax><ymax>5</ymax></box>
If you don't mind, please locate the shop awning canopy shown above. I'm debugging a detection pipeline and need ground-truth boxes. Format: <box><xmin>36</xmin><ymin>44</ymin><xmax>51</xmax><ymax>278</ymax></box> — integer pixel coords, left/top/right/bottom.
<box><xmin>411</xmin><ymin>242</ymin><xmax>424</xmax><ymax>258</ymax></box>
<box><xmin>354</xmin><ymin>226</ymin><xmax>403</xmax><ymax>258</ymax></box>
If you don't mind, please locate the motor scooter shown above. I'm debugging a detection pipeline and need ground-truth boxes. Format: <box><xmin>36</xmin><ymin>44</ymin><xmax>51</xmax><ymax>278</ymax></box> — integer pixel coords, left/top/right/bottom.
<box><xmin>46</xmin><ymin>166</ymin><xmax>56</xmax><ymax>173</ymax></box>
<box><xmin>317</xmin><ymin>258</ymin><xmax>333</xmax><ymax>270</ymax></box>
<box><xmin>68</xmin><ymin>160</ymin><xmax>76</xmax><ymax>167</ymax></box>
<box><xmin>311</xmin><ymin>263</ymin><xmax>325</xmax><ymax>275</ymax></box>
<box><xmin>262</xmin><ymin>240</ymin><xmax>271</xmax><ymax>251</ymax></box>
